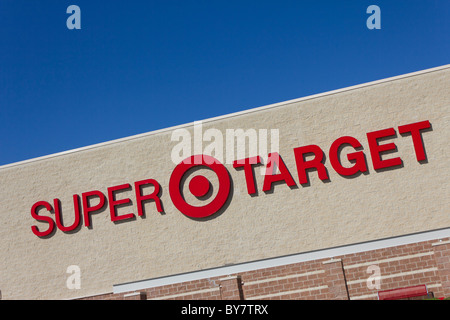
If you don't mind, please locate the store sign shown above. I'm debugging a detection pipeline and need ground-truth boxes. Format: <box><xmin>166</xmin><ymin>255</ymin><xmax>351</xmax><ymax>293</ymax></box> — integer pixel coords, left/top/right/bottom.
<box><xmin>30</xmin><ymin>120</ymin><xmax>431</xmax><ymax>237</ymax></box>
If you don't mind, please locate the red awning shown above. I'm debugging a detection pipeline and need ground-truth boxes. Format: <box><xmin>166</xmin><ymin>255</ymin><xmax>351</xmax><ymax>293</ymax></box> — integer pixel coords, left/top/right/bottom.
<box><xmin>378</xmin><ymin>285</ymin><xmax>428</xmax><ymax>300</ymax></box>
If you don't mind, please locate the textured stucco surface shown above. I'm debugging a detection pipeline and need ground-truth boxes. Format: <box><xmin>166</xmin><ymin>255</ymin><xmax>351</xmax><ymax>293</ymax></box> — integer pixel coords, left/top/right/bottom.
<box><xmin>0</xmin><ymin>66</ymin><xmax>449</xmax><ymax>299</ymax></box>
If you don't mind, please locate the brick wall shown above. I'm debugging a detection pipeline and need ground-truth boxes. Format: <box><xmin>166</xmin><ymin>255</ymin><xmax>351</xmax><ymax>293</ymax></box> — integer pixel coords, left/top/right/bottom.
<box><xmin>342</xmin><ymin>239</ymin><xmax>445</xmax><ymax>299</ymax></box>
<box><xmin>78</xmin><ymin>237</ymin><xmax>450</xmax><ymax>300</ymax></box>
<box><xmin>432</xmin><ymin>240</ymin><xmax>450</xmax><ymax>297</ymax></box>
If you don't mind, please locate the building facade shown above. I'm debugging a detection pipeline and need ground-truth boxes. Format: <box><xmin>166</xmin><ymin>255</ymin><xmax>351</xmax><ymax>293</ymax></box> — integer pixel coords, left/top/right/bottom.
<box><xmin>0</xmin><ymin>65</ymin><xmax>449</xmax><ymax>300</ymax></box>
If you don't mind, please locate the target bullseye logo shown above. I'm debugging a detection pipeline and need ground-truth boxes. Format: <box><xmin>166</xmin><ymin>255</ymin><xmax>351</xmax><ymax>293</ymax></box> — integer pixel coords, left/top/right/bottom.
<box><xmin>189</xmin><ymin>175</ymin><xmax>210</xmax><ymax>198</ymax></box>
<box><xmin>169</xmin><ymin>155</ymin><xmax>231</xmax><ymax>219</ymax></box>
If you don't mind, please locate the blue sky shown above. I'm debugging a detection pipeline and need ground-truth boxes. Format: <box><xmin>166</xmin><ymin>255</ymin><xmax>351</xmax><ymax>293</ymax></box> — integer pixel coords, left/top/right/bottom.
<box><xmin>0</xmin><ymin>0</ymin><xmax>449</xmax><ymax>166</ymax></box>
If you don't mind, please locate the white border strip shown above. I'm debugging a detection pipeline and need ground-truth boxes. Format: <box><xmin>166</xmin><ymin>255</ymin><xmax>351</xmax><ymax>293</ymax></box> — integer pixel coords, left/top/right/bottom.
<box><xmin>113</xmin><ymin>228</ymin><xmax>450</xmax><ymax>294</ymax></box>
<box><xmin>346</xmin><ymin>267</ymin><xmax>438</xmax><ymax>285</ymax></box>
<box><xmin>1</xmin><ymin>64</ymin><xmax>448</xmax><ymax>170</ymax></box>
<box><xmin>244</xmin><ymin>270</ymin><xmax>325</xmax><ymax>286</ymax></box>
<box><xmin>123</xmin><ymin>292</ymin><xmax>143</xmax><ymax>298</ymax></box>
<box><xmin>247</xmin><ymin>285</ymin><xmax>328</xmax><ymax>300</ymax></box>
<box><xmin>148</xmin><ymin>287</ymin><xmax>220</xmax><ymax>300</ymax></box>
<box><xmin>349</xmin><ymin>293</ymin><xmax>379</xmax><ymax>300</ymax></box>
<box><xmin>344</xmin><ymin>251</ymin><xmax>434</xmax><ymax>269</ymax></box>
<box><xmin>432</xmin><ymin>240</ymin><xmax>450</xmax><ymax>247</ymax></box>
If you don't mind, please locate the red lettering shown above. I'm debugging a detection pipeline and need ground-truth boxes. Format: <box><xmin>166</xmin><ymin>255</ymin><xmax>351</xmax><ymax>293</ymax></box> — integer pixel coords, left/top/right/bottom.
<box><xmin>29</xmin><ymin>120</ymin><xmax>432</xmax><ymax>237</ymax></box>
<box><xmin>329</xmin><ymin>136</ymin><xmax>368</xmax><ymax>176</ymax></box>
<box><xmin>82</xmin><ymin>190</ymin><xmax>106</xmax><ymax>228</ymax></box>
<box><xmin>54</xmin><ymin>196</ymin><xmax>81</xmax><ymax>232</ymax></box>
<box><xmin>135</xmin><ymin>179</ymin><xmax>163</xmax><ymax>216</ymax></box>
<box><xmin>108</xmin><ymin>183</ymin><xmax>135</xmax><ymax>222</ymax></box>
<box><xmin>262</xmin><ymin>152</ymin><xmax>296</xmax><ymax>192</ymax></box>
<box><xmin>31</xmin><ymin>201</ymin><xmax>55</xmax><ymax>237</ymax></box>
<box><xmin>293</xmin><ymin>145</ymin><xmax>329</xmax><ymax>184</ymax></box>
<box><xmin>398</xmin><ymin>120</ymin><xmax>431</xmax><ymax>162</ymax></box>
<box><xmin>367</xmin><ymin>128</ymin><xmax>402</xmax><ymax>170</ymax></box>
<box><xmin>233</xmin><ymin>156</ymin><xmax>262</xmax><ymax>195</ymax></box>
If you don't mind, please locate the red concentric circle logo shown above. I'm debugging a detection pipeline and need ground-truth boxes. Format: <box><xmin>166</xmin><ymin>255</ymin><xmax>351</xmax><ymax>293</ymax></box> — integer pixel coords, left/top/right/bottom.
<box><xmin>169</xmin><ymin>155</ymin><xmax>231</xmax><ymax>218</ymax></box>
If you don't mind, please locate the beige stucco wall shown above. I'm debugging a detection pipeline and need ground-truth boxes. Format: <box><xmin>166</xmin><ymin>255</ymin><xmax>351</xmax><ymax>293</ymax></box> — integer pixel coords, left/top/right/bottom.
<box><xmin>0</xmin><ymin>66</ymin><xmax>449</xmax><ymax>299</ymax></box>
